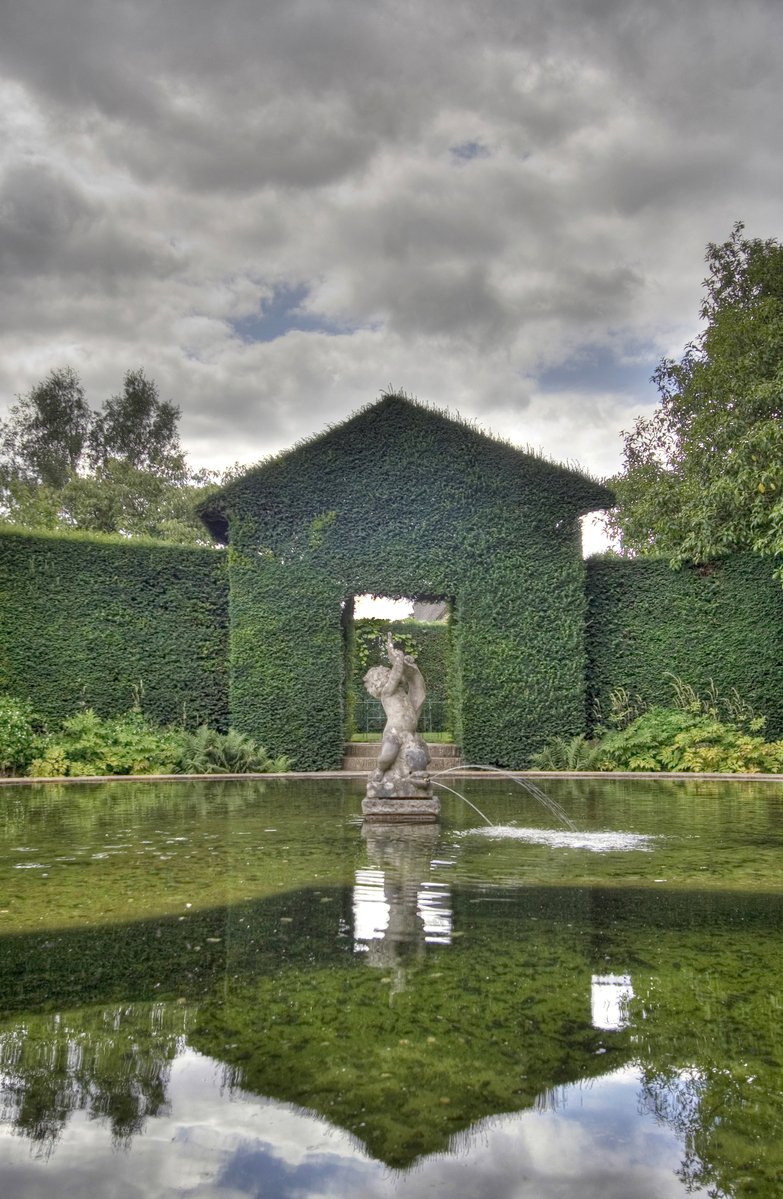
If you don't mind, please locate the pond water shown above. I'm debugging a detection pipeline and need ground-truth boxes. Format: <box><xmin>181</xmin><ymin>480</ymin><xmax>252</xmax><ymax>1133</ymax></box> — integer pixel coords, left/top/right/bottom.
<box><xmin>1</xmin><ymin>776</ymin><xmax>782</xmax><ymax>1198</ymax></box>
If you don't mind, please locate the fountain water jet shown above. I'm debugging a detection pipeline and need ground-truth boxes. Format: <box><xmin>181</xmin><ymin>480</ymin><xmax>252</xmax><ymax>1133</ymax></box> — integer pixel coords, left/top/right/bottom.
<box><xmin>431</xmin><ymin>779</ymin><xmax>494</xmax><ymax>826</ymax></box>
<box><xmin>431</xmin><ymin>764</ymin><xmax>577</xmax><ymax>832</ymax></box>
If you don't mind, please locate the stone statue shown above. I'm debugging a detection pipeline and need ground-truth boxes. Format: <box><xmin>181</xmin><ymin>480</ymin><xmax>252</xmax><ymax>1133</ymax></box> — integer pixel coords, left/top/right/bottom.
<box><xmin>362</xmin><ymin>635</ymin><xmax>438</xmax><ymax>820</ymax></box>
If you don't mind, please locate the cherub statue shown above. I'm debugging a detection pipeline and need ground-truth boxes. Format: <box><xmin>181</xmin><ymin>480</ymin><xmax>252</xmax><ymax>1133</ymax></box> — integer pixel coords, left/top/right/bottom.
<box><xmin>363</xmin><ymin>633</ymin><xmax>431</xmax><ymax>797</ymax></box>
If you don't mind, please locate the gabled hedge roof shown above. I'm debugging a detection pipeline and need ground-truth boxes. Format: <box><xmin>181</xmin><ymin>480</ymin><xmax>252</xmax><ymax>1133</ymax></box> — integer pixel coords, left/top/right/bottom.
<box><xmin>199</xmin><ymin>393</ymin><xmax>614</xmax><ymax>542</ymax></box>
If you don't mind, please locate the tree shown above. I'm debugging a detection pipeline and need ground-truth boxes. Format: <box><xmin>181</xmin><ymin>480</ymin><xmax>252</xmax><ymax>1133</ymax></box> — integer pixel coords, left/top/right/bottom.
<box><xmin>59</xmin><ymin>460</ymin><xmax>219</xmax><ymax>544</ymax></box>
<box><xmin>606</xmin><ymin>223</ymin><xmax>783</xmax><ymax>566</ymax></box>
<box><xmin>88</xmin><ymin>369</ymin><xmax>185</xmax><ymax>477</ymax></box>
<box><xmin>0</xmin><ymin>366</ymin><xmax>91</xmax><ymax>490</ymax></box>
<box><xmin>0</xmin><ymin>367</ymin><xmax>218</xmax><ymax>545</ymax></box>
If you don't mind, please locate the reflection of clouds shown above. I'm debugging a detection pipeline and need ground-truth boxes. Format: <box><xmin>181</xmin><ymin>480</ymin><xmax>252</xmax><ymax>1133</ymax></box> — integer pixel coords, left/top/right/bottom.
<box><xmin>0</xmin><ymin>1054</ymin><xmax>690</xmax><ymax>1198</ymax></box>
<box><xmin>416</xmin><ymin>882</ymin><xmax>452</xmax><ymax>945</ymax></box>
<box><xmin>353</xmin><ymin>868</ymin><xmax>389</xmax><ymax>945</ymax></box>
<box><xmin>591</xmin><ymin>975</ymin><xmax>635</xmax><ymax>1031</ymax></box>
<box><xmin>353</xmin><ymin>870</ymin><xmax>452</xmax><ymax>949</ymax></box>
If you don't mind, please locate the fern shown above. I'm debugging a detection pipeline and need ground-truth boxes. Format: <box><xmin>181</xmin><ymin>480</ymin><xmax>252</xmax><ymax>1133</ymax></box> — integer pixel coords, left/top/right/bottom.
<box><xmin>530</xmin><ymin>734</ymin><xmax>601</xmax><ymax>771</ymax></box>
<box><xmin>175</xmin><ymin>726</ymin><xmax>291</xmax><ymax>774</ymax></box>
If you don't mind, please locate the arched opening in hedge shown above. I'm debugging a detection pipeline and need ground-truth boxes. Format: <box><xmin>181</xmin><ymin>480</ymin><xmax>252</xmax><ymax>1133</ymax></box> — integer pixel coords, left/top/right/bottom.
<box><xmin>344</xmin><ymin>593</ymin><xmax>454</xmax><ymax>738</ymax></box>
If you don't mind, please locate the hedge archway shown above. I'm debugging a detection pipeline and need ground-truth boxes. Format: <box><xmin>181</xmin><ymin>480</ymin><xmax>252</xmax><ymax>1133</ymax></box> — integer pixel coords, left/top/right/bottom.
<box><xmin>200</xmin><ymin>394</ymin><xmax>613</xmax><ymax>769</ymax></box>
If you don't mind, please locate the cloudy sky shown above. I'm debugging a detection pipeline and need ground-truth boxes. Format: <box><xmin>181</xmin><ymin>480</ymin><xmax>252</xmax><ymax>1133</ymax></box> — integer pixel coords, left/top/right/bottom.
<box><xmin>2</xmin><ymin>0</ymin><xmax>782</xmax><ymax>531</ymax></box>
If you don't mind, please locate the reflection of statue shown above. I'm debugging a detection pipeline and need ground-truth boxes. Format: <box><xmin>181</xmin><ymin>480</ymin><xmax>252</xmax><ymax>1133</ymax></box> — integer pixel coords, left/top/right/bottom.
<box><xmin>357</xmin><ymin>824</ymin><xmax>447</xmax><ymax>994</ymax></box>
<box><xmin>362</xmin><ymin>636</ymin><xmax>439</xmax><ymax>820</ymax></box>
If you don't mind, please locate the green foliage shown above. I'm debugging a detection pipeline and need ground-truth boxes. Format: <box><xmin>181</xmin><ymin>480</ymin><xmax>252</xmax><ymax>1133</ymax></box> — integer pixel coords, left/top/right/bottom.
<box><xmin>591</xmin><ymin>684</ymin><xmax>647</xmax><ymax>735</ymax></box>
<box><xmin>529</xmin><ymin>734</ymin><xmax>601</xmax><ymax>770</ymax></box>
<box><xmin>0</xmin><ymin>366</ymin><xmax>91</xmax><ymax>490</ymax></box>
<box><xmin>10</xmin><ymin>696</ymin><xmax>287</xmax><ymax>779</ymax></box>
<box><xmin>537</xmin><ymin>673</ymin><xmax>783</xmax><ymax>772</ymax></box>
<box><xmin>606</xmin><ymin>223</ymin><xmax>783</xmax><ymax>564</ymax></box>
<box><xmin>0</xmin><ymin>528</ymin><xmax>229</xmax><ymax>729</ymax></box>
<box><xmin>87</xmin><ymin>369</ymin><xmax>183</xmax><ymax>476</ymax></box>
<box><xmin>174</xmin><ymin>725</ymin><xmax>291</xmax><ymax>773</ymax></box>
<box><xmin>536</xmin><ymin>669</ymin><xmax>783</xmax><ymax>773</ymax></box>
<box><xmin>0</xmin><ymin>695</ymin><xmax>45</xmax><ymax>775</ymax></box>
<box><xmin>28</xmin><ymin>708</ymin><xmax>182</xmax><ymax>777</ymax></box>
<box><xmin>226</xmin><ymin>550</ymin><xmax>347</xmax><ymax>770</ymax></box>
<box><xmin>56</xmin><ymin>460</ymin><xmax>220</xmax><ymax>546</ymax></box>
<box><xmin>204</xmin><ymin>394</ymin><xmax>612</xmax><ymax>768</ymax></box>
<box><xmin>666</xmin><ymin>671</ymin><xmax>763</xmax><ymax>730</ymax></box>
<box><xmin>593</xmin><ymin>706</ymin><xmax>783</xmax><ymax>773</ymax></box>
<box><xmin>585</xmin><ymin>554</ymin><xmax>783</xmax><ymax>740</ymax></box>
<box><xmin>0</xmin><ymin>366</ymin><xmax>220</xmax><ymax>544</ymax></box>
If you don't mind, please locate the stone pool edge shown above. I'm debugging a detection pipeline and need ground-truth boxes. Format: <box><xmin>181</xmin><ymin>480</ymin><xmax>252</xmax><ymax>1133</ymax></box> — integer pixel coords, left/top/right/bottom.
<box><xmin>2</xmin><ymin>770</ymin><xmax>783</xmax><ymax>786</ymax></box>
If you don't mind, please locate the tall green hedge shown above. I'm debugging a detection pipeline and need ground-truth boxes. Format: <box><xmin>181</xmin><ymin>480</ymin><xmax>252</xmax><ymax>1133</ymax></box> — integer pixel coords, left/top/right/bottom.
<box><xmin>5</xmin><ymin>526</ymin><xmax>783</xmax><ymax>768</ymax></box>
<box><xmin>0</xmin><ymin>529</ymin><xmax>229</xmax><ymax>729</ymax></box>
<box><xmin>226</xmin><ymin>547</ymin><xmax>346</xmax><ymax>770</ymax></box>
<box><xmin>585</xmin><ymin>554</ymin><xmax>783</xmax><ymax>737</ymax></box>
<box><xmin>204</xmin><ymin>395</ymin><xmax>612</xmax><ymax>769</ymax></box>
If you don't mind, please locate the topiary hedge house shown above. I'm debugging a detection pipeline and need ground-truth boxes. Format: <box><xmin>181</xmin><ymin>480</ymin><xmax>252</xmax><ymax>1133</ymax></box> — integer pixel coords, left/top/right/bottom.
<box><xmin>199</xmin><ymin>394</ymin><xmax>614</xmax><ymax>770</ymax></box>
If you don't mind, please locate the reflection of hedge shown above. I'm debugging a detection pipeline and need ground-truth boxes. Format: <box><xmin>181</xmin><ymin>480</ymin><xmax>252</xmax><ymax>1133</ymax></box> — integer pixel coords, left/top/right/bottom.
<box><xmin>351</xmin><ymin>618</ymin><xmax>452</xmax><ymax>732</ymax></box>
<box><xmin>4</xmin><ymin>879</ymin><xmax>782</xmax><ymax>1183</ymax></box>
<box><xmin>585</xmin><ymin>554</ymin><xmax>783</xmax><ymax>737</ymax></box>
<box><xmin>0</xmin><ymin>529</ymin><xmax>229</xmax><ymax>729</ymax></box>
<box><xmin>203</xmin><ymin>395</ymin><xmax>613</xmax><ymax>768</ymax></box>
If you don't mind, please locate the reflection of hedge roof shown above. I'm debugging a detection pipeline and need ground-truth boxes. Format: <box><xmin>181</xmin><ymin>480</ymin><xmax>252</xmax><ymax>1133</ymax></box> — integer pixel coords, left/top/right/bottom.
<box><xmin>199</xmin><ymin>393</ymin><xmax>614</xmax><ymax>542</ymax></box>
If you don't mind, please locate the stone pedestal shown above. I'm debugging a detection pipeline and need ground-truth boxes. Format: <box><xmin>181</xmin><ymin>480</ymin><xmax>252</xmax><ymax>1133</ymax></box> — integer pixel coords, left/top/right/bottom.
<box><xmin>361</xmin><ymin>794</ymin><xmax>441</xmax><ymax>823</ymax></box>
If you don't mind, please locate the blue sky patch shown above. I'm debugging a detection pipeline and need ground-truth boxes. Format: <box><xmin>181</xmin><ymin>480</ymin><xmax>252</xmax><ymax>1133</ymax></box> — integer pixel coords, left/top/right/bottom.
<box><xmin>450</xmin><ymin>140</ymin><xmax>491</xmax><ymax>162</ymax></box>
<box><xmin>230</xmin><ymin>283</ymin><xmax>343</xmax><ymax>343</ymax></box>
<box><xmin>537</xmin><ymin>344</ymin><xmax>659</xmax><ymax>398</ymax></box>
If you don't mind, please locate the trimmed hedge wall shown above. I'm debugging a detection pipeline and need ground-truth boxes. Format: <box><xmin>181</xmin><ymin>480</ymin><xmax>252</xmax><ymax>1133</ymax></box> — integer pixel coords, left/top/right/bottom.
<box><xmin>4</xmin><ymin>526</ymin><xmax>783</xmax><ymax>766</ymax></box>
<box><xmin>0</xmin><ymin>529</ymin><xmax>229</xmax><ymax>729</ymax></box>
<box><xmin>205</xmin><ymin>395</ymin><xmax>611</xmax><ymax>769</ymax></box>
<box><xmin>226</xmin><ymin>548</ymin><xmax>346</xmax><ymax>770</ymax></box>
<box><xmin>585</xmin><ymin>554</ymin><xmax>783</xmax><ymax>738</ymax></box>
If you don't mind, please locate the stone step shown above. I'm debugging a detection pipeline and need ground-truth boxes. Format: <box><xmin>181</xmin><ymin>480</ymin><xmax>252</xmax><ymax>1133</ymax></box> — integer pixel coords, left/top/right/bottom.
<box><xmin>343</xmin><ymin>741</ymin><xmax>461</xmax><ymax>757</ymax></box>
<box><xmin>342</xmin><ymin>743</ymin><xmax>462</xmax><ymax>772</ymax></box>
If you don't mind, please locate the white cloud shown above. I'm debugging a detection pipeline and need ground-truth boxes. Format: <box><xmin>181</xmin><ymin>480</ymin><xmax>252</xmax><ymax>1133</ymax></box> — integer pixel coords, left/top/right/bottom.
<box><xmin>1</xmin><ymin>0</ymin><xmax>781</xmax><ymax>513</ymax></box>
<box><xmin>0</xmin><ymin>1052</ymin><xmax>692</xmax><ymax>1197</ymax></box>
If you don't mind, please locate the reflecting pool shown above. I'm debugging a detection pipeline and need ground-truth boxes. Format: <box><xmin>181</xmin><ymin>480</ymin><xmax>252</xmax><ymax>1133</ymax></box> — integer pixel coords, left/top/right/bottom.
<box><xmin>1</xmin><ymin>777</ymin><xmax>782</xmax><ymax>1197</ymax></box>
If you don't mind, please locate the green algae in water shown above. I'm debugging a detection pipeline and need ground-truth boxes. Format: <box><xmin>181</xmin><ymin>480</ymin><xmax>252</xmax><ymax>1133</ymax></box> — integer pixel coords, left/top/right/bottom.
<box><xmin>1</xmin><ymin>777</ymin><xmax>782</xmax><ymax>1196</ymax></box>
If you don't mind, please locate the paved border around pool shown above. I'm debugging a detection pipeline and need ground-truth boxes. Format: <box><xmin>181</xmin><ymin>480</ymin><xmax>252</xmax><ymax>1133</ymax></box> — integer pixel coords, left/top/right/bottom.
<box><xmin>2</xmin><ymin>769</ymin><xmax>783</xmax><ymax>786</ymax></box>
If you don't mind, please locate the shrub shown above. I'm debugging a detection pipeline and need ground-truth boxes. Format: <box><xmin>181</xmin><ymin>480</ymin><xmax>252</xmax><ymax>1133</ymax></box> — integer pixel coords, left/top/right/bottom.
<box><xmin>28</xmin><ymin>708</ymin><xmax>182</xmax><ymax>777</ymax></box>
<box><xmin>174</xmin><ymin>725</ymin><xmax>291</xmax><ymax>774</ymax></box>
<box><xmin>0</xmin><ymin>529</ymin><xmax>229</xmax><ymax>730</ymax></box>
<box><xmin>593</xmin><ymin>707</ymin><xmax>702</xmax><ymax>771</ymax></box>
<box><xmin>0</xmin><ymin>696</ymin><xmax>45</xmax><ymax>776</ymax></box>
<box><xmin>594</xmin><ymin>707</ymin><xmax>783</xmax><ymax>773</ymax></box>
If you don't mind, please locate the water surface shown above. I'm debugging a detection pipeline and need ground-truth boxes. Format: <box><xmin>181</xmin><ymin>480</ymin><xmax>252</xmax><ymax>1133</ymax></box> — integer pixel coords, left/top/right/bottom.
<box><xmin>1</xmin><ymin>777</ymin><xmax>782</xmax><ymax>1197</ymax></box>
